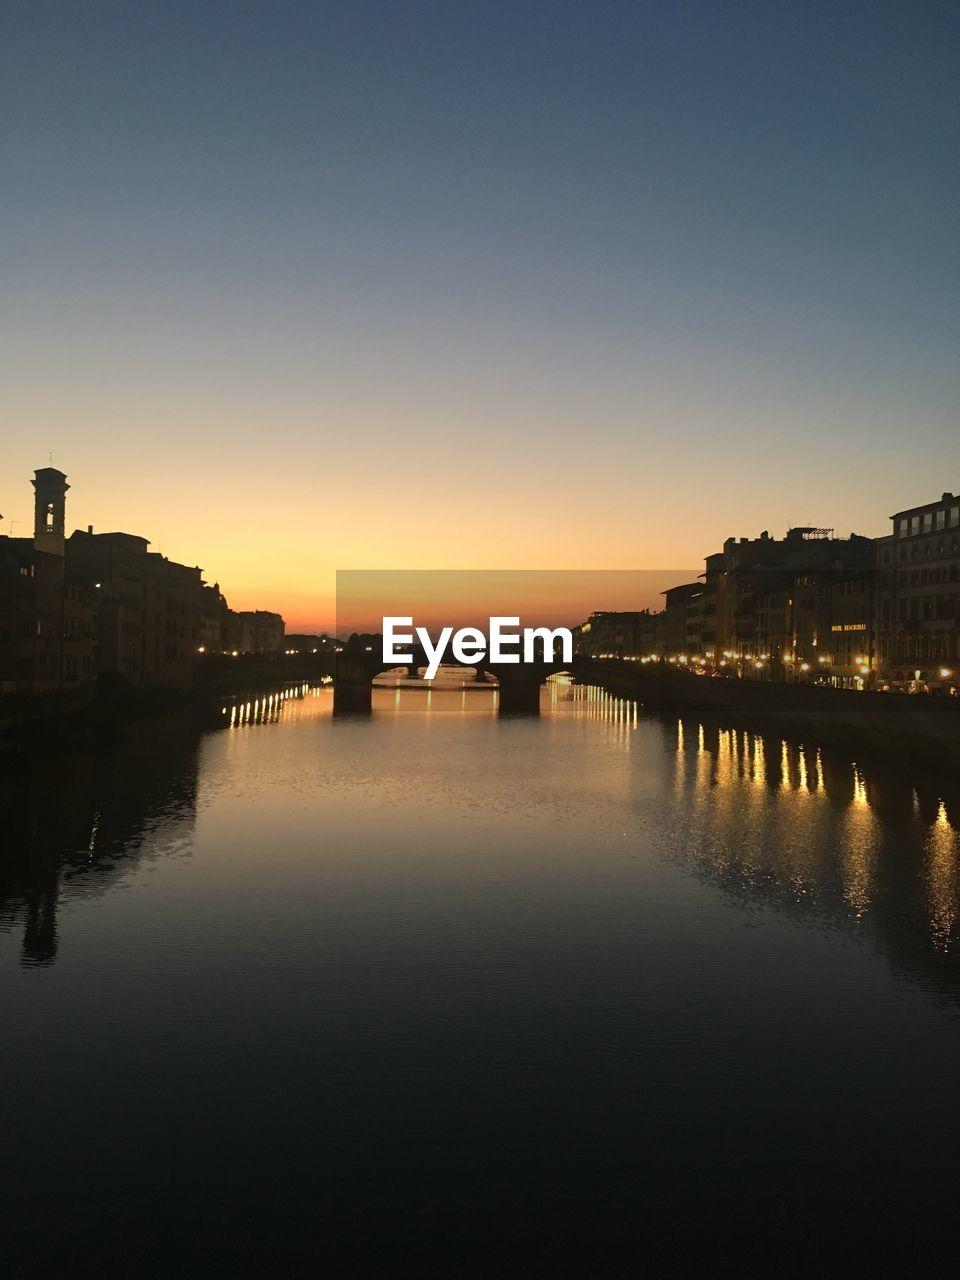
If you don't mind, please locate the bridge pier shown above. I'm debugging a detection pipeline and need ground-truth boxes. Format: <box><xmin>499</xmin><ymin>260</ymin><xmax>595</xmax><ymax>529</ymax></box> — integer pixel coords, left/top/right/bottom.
<box><xmin>331</xmin><ymin>648</ymin><xmax>576</xmax><ymax>717</ymax></box>
<box><xmin>332</xmin><ymin>653</ymin><xmax>376</xmax><ymax>715</ymax></box>
<box><xmin>496</xmin><ymin>670</ymin><xmax>543</xmax><ymax>715</ymax></box>
<box><xmin>483</xmin><ymin>662</ymin><xmax>559</xmax><ymax>716</ymax></box>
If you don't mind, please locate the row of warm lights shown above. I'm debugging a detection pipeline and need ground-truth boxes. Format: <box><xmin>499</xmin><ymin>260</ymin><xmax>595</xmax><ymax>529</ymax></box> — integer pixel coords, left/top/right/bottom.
<box><xmin>283</xmin><ymin>646</ymin><xmax>344</xmax><ymax>655</ymax></box>
<box><xmin>220</xmin><ymin>681</ymin><xmax>332</xmax><ymax>722</ymax></box>
<box><xmin>202</xmin><ymin>645</ymin><xmax>951</xmax><ymax>682</ymax></box>
<box><xmin>679</xmin><ymin>650</ymin><xmax>873</xmax><ymax>670</ymax></box>
<box><xmin>612</xmin><ymin>650</ymin><xmax>883</xmax><ymax>674</ymax></box>
<box><xmin>559</xmin><ymin>651</ymin><xmax>955</xmax><ymax>682</ymax></box>
<box><xmin>199</xmin><ymin>646</ymin><xmax>348</xmax><ymax>658</ymax></box>
<box><xmin>283</xmin><ymin>646</ymin><xmax>345</xmax><ymax>655</ymax></box>
<box><xmin>221</xmin><ymin>685</ymin><xmax>307</xmax><ymax>720</ymax></box>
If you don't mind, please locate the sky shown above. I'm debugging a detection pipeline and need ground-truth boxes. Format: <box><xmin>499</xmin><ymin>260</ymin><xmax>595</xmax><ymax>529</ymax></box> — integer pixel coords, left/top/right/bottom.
<box><xmin>336</xmin><ymin>570</ymin><xmax>699</xmax><ymax>633</ymax></box>
<box><xmin>2</xmin><ymin>0</ymin><xmax>958</xmax><ymax>631</ymax></box>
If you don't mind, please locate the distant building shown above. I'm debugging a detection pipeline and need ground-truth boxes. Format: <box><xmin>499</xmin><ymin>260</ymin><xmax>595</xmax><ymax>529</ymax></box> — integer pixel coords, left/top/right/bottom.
<box><xmin>574</xmin><ymin>610</ymin><xmax>658</xmax><ymax>658</ymax></box>
<box><xmin>711</xmin><ymin>527</ymin><xmax>875</xmax><ymax>677</ymax></box>
<box><xmin>788</xmin><ymin>565</ymin><xmax>875</xmax><ymax>688</ymax></box>
<box><xmin>30</xmin><ymin>469</ymin><xmax>70</xmax><ymax>694</ymax></box>
<box><xmin>0</xmin><ymin>469</ymin><xmax>95</xmax><ymax>701</ymax></box>
<box><xmin>62</xmin><ymin>579</ymin><xmax>96</xmax><ymax>690</ymax></box>
<box><xmin>875</xmin><ymin>492</ymin><xmax>960</xmax><ymax>694</ymax></box>
<box><xmin>697</xmin><ymin>553</ymin><xmax>725</xmax><ymax>658</ymax></box>
<box><xmin>32</xmin><ymin>466</ymin><xmax>69</xmax><ymax>558</ymax></box>
<box><xmin>141</xmin><ymin>552</ymin><xmax>204</xmax><ymax>686</ymax></box>
<box><xmin>68</xmin><ymin>531</ymin><xmax>149</xmax><ymax>683</ymax></box>
<box><xmin>661</xmin><ymin>583</ymin><xmax>703</xmax><ymax>660</ymax></box>
<box><xmin>70</xmin><ymin>531</ymin><xmax>206</xmax><ymax>687</ymax></box>
<box><xmin>69</xmin><ymin>530</ymin><xmax>280</xmax><ymax>682</ymax></box>
<box><xmin>200</xmin><ymin>582</ymin><xmax>230</xmax><ymax>653</ymax></box>
<box><xmin>225</xmin><ymin>609</ymin><xmax>284</xmax><ymax>655</ymax></box>
<box><xmin>0</xmin><ymin>536</ymin><xmax>38</xmax><ymax>697</ymax></box>
<box><xmin>1</xmin><ymin>466</ymin><xmax>286</xmax><ymax>703</ymax></box>
<box><xmin>284</xmin><ymin>633</ymin><xmax>340</xmax><ymax>654</ymax></box>
<box><xmin>68</xmin><ymin>528</ymin><xmax>207</xmax><ymax>688</ymax></box>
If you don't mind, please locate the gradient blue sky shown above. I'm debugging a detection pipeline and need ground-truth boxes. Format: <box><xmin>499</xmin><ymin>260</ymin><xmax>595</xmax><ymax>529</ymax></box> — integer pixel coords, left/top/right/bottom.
<box><xmin>2</xmin><ymin>1</ymin><xmax>957</xmax><ymax>629</ymax></box>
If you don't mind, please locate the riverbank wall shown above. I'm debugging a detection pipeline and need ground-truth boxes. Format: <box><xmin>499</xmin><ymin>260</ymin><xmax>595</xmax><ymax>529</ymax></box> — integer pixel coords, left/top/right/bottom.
<box><xmin>581</xmin><ymin>659</ymin><xmax>960</xmax><ymax>766</ymax></box>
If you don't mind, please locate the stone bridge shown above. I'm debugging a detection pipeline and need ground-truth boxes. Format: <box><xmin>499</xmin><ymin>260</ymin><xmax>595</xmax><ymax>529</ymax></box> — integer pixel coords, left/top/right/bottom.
<box><xmin>332</xmin><ymin>637</ymin><xmax>578</xmax><ymax>715</ymax></box>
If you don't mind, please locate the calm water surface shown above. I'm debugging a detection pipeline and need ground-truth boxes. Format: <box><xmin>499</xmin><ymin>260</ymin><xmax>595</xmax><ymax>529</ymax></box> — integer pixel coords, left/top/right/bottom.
<box><xmin>3</xmin><ymin>683</ymin><xmax>960</xmax><ymax>1277</ymax></box>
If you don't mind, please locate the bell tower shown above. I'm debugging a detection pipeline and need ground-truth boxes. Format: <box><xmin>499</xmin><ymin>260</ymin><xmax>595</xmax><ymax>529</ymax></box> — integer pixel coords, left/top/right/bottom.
<box><xmin>32</xmin><ymin>467</ymin><xmax>70</xmax><ymax>557</ymax></box>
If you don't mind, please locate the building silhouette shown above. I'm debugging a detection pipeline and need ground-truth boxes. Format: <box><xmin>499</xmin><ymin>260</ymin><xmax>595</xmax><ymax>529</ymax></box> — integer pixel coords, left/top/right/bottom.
<box><xmin>574</xmin><ymin>611</ymin><xmax>658</xmax><ymax>659</ymax></box>
<box><xmin>5</xmin><ymin>464</ymin><xmax>958</xmax><ymax>707</ymax></box>
<box><xmin>0</xmin><ymin>467</ymin><xmax>285</xmax><ymax>708</ymax></box>
<box><xmin>575</xmin><ymin>496</ymin><xmax>958</xmax><ymax>696</ymax></box>
<box><xmin>876</xmin><ymin>492</ymin><xmax>960</xmax><ymax>692</ymax></box>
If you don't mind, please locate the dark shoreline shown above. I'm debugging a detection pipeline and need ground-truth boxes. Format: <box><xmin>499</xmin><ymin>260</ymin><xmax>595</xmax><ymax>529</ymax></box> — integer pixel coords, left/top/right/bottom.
<box><xmin>578</xmin><ymin>658</ymin><xmax>960</xmax><ymax>769</ymax></box>
<box><xmin>4</xmin><ymin>655</ymin><xmax>960</xmax><ymax>771</ymax></box>
<box><xmin>0</xmin><ymin>685</ymin><xmax>207</xmax><ymax>761</ymax></box>
<box><xmin>0</xmin><ymin>654</ymin><xmax>332</xmax><ymax>763</ymax></box>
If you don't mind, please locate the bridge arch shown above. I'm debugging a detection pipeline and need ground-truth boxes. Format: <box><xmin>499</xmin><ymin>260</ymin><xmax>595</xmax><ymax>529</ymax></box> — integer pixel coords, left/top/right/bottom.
<box><xmin>332</xmin><ymin>636</ymin><xmax>576</xmax><ymax>716</ymax></box>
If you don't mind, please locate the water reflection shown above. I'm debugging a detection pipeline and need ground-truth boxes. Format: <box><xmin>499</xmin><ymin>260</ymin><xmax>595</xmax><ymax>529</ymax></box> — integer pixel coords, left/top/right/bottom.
<box><xmin>565</xmin><ymin>682</ymin><xmax>640</xmax><ymax>748</ymax></box>
<box><xmin>643</xmin><ymin>699</ymin><xmax>960</xmax><ymax>996</ymax></box>
<box><xmin>0</xmin><ymin>712</ymin><xmax>200</xmax><ymax>966</ymax></box>
<box><xmin>927</xmin><ymin>803</ymin><xmax>960</xmax><ymax>952</ymax></box>
<box><xmin>4</xmin><ymin>680</ymin><xmax>960</xmax><ymax>1000</ymax></box>
<box><xmin>298</xmin><ymin>678</ymin><xmax>960</xmax><ymax>987</ymax></box>
<box><xmin>375</xmin><ymin>684</ymin><xmax>499</xmax><ymax>719</ymax></box>
<box><xmin>5</xmin><ymin>678</ymin><xmax>960</xmax><ymax>1276</ymax></box>
<box><xmin>222</xmin><ymin>682</ymin><xmax>323</xmax><ymax>727</ymax></box>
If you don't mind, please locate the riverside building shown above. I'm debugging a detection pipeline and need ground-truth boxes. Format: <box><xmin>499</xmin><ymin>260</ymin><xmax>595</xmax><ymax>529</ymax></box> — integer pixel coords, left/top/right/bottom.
<box><xmin>0</xmin><ymin>467</ymin><xmax>285</xmax><ymax>710</ymax></box>
<box><xmin>875</xmin><ymin>492</ymin><xmax>960</xmax><ymax>694</ymax></box>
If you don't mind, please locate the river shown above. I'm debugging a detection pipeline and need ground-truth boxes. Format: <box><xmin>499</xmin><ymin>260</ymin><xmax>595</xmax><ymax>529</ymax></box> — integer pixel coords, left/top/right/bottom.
<box><xmin>2</xmin><ymin>681</ymin><xmax>960</xmax><ymax>1276</ymax></box>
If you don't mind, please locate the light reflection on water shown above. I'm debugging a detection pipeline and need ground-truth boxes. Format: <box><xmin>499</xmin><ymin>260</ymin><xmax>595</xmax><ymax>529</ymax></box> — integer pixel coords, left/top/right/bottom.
<box><xmin>9</xmin><ymin>680</ymin><xmax>959</xmax><ymax>968</ymax></box>
<box><xmin>656</xmin><ymin>700</ymin><xmax>960</xmax><ymax>962</ymax></box>
<box><xmin>224</xmin><ymin>681</ymin><xmax>321</xmax><ymax>727</ymax></box>
<box><xmin>178</xmin><ymin>678</ymin><xmax>960</xmax><ymax>968</ymax></box>
<box><xmin>3</xmin><ymin>679</ymin><xmax>960</xmax><ymax>1275</ymax></box>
